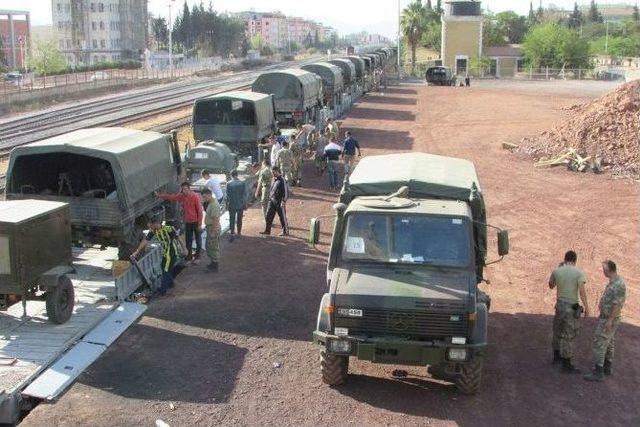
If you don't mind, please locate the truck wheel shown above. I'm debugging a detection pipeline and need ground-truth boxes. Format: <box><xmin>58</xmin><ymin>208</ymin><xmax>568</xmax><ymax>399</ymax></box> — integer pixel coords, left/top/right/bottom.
<box><xmin>455</xmin><ymin>356</ymin><xmax>483</xmax><ymax>394</ymax></box>
<box><xmin>46</xmin><ymin>276</ymin><xmax>75</xmax><ymax>324</ymax></box>
<box><xmin>320</xmin><ymin>350</ymin><xmax>349</xmax><ymax>386</ymax></box>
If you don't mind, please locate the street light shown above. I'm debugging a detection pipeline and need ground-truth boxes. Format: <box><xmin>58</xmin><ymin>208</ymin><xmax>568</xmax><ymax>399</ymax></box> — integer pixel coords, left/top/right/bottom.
<box><xmin>168</xmin><ymin>0</ymin><xmax>176</xmax><ymax>76</ymax></box>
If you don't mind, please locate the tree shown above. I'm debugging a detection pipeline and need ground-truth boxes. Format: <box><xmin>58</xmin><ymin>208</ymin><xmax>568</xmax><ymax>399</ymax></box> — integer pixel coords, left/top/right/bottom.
<box><xmin>401</xmin><ymin>0</ymin><xmax>427</xmax><ymax>73</ymax></box>
<box><xmin>483</xmin><ymin>14</ymin><xmax>507</xmax><ymax>47</ymax></box>
<box><xmin>522</xmin><ymin>23</ymin><xmax>591</xmax><ymax>69</ymax></box>
<box><xmin>28</xmin><ymin>39</ymin><xmax>66</xmax><ymax>75</ymax></box>
<box><xmin>151</xmin><ymin>17</ymin><xmax>169</xmax><ymax>50</ymax></box>
<box><xmin>496</xmin><ymin>11</ymin><xmax>528</xmax><ymax>44</ymax></box>
<box><xmin>633</xmin><ymin>5</ymin><xmax>640</xmax><ymax>22</ymax></box>
<box><xmin>426</xmin><ymin>0</ymin><xmax>432</xmax><ymax>10</ymax></box>
<box><xmin>528</xmin><ymin>1</ymin><xmax>537</xmax><ymax>25</ymax></box>
<box><xmin>421</xmin><ymin>19</ymin><xmax>441</xmax><ymax>51</ymax></box>
<box><xmin>314</xmin><ymin>30</ymin><xmax>320</xmax><ymax>46</ymax></box>
<box><xmin>435</xmin><ymin>0</ymin><xmax>442</xmax><ymax>14</ymax></box>
<box><xmin>588</xmin><ymin>0</ymin><xmax>603</xmax><ymax>23</ymax></box>
<box><xmin>567</xmin><ymin>2</ymin><xmax>584</xmax><ymax>29</ymax></box>
<box><xmin>250</xmin><ymin>34</ymin><xmax>264</xmax><ymax>51</ymax></box>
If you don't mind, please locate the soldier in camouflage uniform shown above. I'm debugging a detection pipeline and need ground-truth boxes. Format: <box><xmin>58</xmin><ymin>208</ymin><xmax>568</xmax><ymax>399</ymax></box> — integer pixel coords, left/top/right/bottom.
<box><xmin>276</xmin><ymin>141</ymin><xmax>294</xmax><ymax>184</ymax></box>
<box><xmin>585</xmin><ymin>260</ymin><xmax>626</xmax><ymax>382</ymax></box>
<box><xmin>255</xmin><ymin>159</ymin><xmax>272</xmax><ymax>218</ymax></box>
<box><xmin>548</xmin><ymin>250</ymin><xmax>590</xmax><ymax>374</ymax></box>
<box><xmin>290</xmin><ymin>136</ymin><xmax>304</xmax><ymax>186</ymax></box>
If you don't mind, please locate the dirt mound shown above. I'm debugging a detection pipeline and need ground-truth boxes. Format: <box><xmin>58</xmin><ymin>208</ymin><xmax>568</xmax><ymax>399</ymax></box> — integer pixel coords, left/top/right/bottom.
<box><xmin>519</xmin><ymin>80</ymin><xmax>640</xmax><ymax>178</ymax></box>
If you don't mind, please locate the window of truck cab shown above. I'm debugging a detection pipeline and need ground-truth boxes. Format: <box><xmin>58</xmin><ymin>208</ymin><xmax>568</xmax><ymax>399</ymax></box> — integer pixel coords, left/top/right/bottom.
<box><xmin>339</xmin><ymin>212</ymin><xmax>473</xmax><ymax>268</ymax></box>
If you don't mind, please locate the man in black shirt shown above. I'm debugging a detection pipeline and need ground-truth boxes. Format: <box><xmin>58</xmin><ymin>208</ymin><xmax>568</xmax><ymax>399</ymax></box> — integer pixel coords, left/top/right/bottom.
<box><xmin>260</xmin><ymin>166</ymin><xmax>289</xmax><ymax>236</ymax></box>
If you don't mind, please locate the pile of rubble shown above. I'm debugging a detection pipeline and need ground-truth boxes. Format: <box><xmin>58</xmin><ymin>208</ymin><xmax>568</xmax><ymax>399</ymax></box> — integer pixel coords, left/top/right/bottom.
<box><xmin>516</xmin><ymin>80</ymin><xmax>640</xmax><ymax>179</ymax></box>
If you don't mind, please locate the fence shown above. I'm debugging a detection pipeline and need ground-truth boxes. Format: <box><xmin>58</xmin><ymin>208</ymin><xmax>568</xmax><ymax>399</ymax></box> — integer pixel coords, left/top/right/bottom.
<box><xmin>1</xmin><ymin>58</ymin><xmax>242</xmax><ymax>102</ymax></box>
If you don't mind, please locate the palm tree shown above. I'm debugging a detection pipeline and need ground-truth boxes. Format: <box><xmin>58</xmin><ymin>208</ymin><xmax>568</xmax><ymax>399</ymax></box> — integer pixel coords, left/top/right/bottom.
<box><xmin>401</xmin><ymin>0</ymin><xmax>427</xmax><ymax>74</ymax></box>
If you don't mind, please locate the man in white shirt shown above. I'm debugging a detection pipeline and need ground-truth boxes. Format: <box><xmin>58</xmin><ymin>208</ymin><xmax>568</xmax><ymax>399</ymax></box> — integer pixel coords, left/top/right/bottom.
<box><xmin>201</xmin><ymin>170</ymin><xmax>224</xmax><ymax>206</ymax></box>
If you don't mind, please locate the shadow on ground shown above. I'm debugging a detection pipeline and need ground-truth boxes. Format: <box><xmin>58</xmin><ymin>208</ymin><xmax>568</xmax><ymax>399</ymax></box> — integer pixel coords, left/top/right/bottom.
<box><xmin>341</xmin><ymin>127</ymin><xmax>413</xmax><ymax>150</ymax></box>
<box><xmin>348</xmin><ymin>107</ymin><xmax>416</xmax><ymax>122</ymax></box>
<box><xmin>334</xmin><ymin>312</ymin><xmax>640</xmax><ymax>426</ymax></box>
<box><xmin>365</xmin><ymin>95</ymin><xmax>417</xmax><ymax>106</ymax></box>
<box><xmin>80</xmin><ymin>323</ymin><xmax>247</xmax><ymax>403</ymax></box>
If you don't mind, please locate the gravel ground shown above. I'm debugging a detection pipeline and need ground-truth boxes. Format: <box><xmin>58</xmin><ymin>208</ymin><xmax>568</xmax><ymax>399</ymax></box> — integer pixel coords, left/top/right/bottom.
<box><xmin>22</xmin><ymin>80</ymin><xmax>640</xmax><ymax>427</ymax></box>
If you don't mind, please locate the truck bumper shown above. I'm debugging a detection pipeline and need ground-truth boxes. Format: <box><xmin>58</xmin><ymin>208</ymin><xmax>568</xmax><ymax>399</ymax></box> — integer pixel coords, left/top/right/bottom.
<box><xmin>313</xmin><ymin>330</ymin><xmax>486</xmax><ymax>367</ymax></box>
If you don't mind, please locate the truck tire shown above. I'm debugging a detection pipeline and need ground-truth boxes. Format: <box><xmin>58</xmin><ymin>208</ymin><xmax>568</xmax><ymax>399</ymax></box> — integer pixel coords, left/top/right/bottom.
<box><xmin>455</xmin><ymin>356</ymin><xmax>483</xmax><ymax>394</ymax></box>
<box><xmin>46</xmin><ymin>275</ymin><xmax>75</xmax><ymax>324</ymax></box>
<box><xmin>320</xmin><ymin>350</ymin><xmax>349</xmax><ymax>386</ymax></box>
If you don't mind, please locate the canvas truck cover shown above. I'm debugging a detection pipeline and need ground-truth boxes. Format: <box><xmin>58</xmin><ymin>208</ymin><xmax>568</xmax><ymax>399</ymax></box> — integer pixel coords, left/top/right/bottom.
<box><xmin>328</xmin><ymin>59</ymin><xmax>356</xmax><ymax>86</ymax></box>
<box><xmin>345</xmin><ymin>56</ymin><xmax>365</xmax><ymax>79</ymax></box>
<box><xmin>343</xmin><ymin>152</ymin><xmax>487</xmax><ymax>264</ymax></box>
<box><xmin>301</xmin><ymin>63</ymin><xmax>344</xmax><ymax>97</ymax></box>
<box><xmin>6</xmin><ymin>128</ymin><xmax>175</xmax><ymax>207</ymax></box>
<box><xmin>192</xmin><ymin>91</ymin><xmax>275</xmax><ymax>143</ymax></box>
<box><xmin>363</xmin><ymin>54</ymin><xmax>380</xmax><ymax>69</ymax></box>
<box><xmin>252</xmin><ymin>69</ymin><xmax>322</xmax><ymax>111</ymax></box>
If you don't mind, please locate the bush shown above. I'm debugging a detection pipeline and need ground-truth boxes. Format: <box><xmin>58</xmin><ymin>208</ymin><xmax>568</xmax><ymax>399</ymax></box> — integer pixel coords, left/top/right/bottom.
<box><xmin>39</xmin><ymin>60</ymin><xmax>143</xmax><ymax>76</ymax></box>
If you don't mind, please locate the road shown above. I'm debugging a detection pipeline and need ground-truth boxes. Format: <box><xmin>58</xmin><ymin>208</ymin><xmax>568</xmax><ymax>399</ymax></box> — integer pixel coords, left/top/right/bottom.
<box><xmin>22</xmin><ymin>80</ymin><xmax>640</xmax><ymax>426</ymax></box>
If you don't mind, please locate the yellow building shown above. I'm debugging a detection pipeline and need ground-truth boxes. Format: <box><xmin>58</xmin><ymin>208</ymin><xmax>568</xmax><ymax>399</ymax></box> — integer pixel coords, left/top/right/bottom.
<box><xmin>441</xmin><ymin>1</ymin><xmax>483</xmax><ymax>76</ymax></box>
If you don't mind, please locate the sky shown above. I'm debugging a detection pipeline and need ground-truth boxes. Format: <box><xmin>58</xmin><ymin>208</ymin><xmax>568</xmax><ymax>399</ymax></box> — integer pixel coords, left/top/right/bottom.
<box><xmin>2</xmin><ymin>0</ymin><xmax>638</xmax><ymax>38</ymax></box>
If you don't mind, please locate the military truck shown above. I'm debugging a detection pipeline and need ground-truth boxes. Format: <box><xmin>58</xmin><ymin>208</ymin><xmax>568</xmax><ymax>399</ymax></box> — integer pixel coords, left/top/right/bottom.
<box><xmin>0</xmin><ymin>200</ymin><xmax>74</xmax><ymax>324</ymax></box>
<box><xmin>4</xmin><ymin>127</ymin><xmax>182</xmax><ymax>259</ymax></box>
<box><xmin>310</xmin><ymin>153</ymin><xmax>509</xmax><ymax>394</ymax></box>
<box><xmin>192</xmin><ymin>91</ymin><xmax>277</xmax><ymax>161</ymax></box>
<box><xmin>301</xmin><ymin>63</ymin><xmax>345</xmax><ymax>111</ymax></box>
<box><xmin>251</xmin><ymin>69</ymin><xmax>323</xmax><ymax>127</ymax></box>
<box><xmin>426</xmin><ymin>66</ymin><xmax>456</xmax><ymax>86</ymax></box>
<box><xmin>328</xmin><ymin>59</ymin><xmax>356</xmax><ymax>93</ymax></box>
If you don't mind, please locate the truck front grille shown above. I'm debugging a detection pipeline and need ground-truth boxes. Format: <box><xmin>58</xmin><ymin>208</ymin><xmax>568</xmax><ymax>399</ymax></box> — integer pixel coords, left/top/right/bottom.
<box><xmin>335</xmin><ymin>308</ymin><xmax>467</xmax><ymax>339</ymax></box>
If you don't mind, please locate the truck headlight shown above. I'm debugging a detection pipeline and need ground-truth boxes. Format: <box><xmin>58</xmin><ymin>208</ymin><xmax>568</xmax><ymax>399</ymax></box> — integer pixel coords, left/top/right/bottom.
<box><xmin>448</xmin><ymin>348</ymin><xmax>468</xmax><ymax>361</ymax></box>
<box><xmin>329</xmin><ymin>340</ymin><xmax>352</xmax><ymax>353</ymax></box>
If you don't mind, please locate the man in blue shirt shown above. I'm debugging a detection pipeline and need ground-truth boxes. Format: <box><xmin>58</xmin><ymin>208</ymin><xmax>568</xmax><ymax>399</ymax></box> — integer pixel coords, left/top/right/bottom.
<box><xmin>342</xmin><ymin>131</ymin><xmax>361</xmax><ymax>175</ymax></box>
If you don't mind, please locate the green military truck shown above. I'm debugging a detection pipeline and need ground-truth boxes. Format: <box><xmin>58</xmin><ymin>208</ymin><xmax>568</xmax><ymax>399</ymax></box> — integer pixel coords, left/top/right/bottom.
<box><xmin>4</xmin><ymin>128</ymin><xmax>183</xmax><ymax>259</ymax></box>
<box><xmin>310</xmin><ymin>153</ymin><xmax>509</xmax><ymax>394</ymax></box>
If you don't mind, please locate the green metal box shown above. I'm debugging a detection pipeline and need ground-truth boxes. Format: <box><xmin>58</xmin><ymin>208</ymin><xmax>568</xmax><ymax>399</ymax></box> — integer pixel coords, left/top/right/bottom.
<box><xmin>0</xmin><ymin>200</ymin><xmax>72</xmax><ymax>295</ymax></box>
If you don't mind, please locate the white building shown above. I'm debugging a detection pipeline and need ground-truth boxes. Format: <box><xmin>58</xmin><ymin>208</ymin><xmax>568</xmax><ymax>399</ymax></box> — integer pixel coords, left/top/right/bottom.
<box><xmin>51</xmin><ymin>0</ymin><xmax>148</xmax><ymax>66</ymax></box>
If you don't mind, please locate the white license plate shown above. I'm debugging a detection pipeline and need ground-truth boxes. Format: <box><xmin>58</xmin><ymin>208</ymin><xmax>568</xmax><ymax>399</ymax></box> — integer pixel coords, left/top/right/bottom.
<box><xmin>346</xmin><ymin>309</ymin><xmax>363</xmax><ymax>317</ymax></box>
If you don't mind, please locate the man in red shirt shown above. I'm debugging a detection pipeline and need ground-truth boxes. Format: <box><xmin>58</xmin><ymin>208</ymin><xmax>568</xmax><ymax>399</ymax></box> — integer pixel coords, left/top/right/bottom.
<box><xmin>158</xmin><ymin>182</ymin><xmax>203</xmax><ymax>261</ymax></box>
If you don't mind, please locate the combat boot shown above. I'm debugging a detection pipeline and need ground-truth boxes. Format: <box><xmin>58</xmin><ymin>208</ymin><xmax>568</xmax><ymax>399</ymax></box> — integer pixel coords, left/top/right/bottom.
<box><xmin>603</xmin><ymin>360</ymin><xmax>612</xmax><ymax>376</ymax></box>
<box><xmin>584</xmin><ymin>365</ymin><xmax>605</xmax><ymax>382</ymax></box>
<box><xmin>561</xmin><ymin>358</ymin><xmax>581</xmax><ymax>374</ymax></box>
<box><xmin>553</xmin><ymin>350</ymin><xmax>562</xmax><ymax>364</ymax></box>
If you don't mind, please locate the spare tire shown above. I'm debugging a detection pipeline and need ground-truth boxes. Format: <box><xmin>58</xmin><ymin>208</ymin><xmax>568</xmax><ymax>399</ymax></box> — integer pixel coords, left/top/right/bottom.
<box><xmin>46</xmin><ymin>275</ymin><xmax>75</xmax><ymax>324</ymax></box>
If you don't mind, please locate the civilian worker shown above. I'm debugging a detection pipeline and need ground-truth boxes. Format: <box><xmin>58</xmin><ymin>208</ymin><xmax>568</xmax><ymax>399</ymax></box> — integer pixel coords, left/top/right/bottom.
<box><xmin>260</xmin><ymin>166</ymin><xmax>289</xmax><ymax>236</ymax></box>
<box><xmin>255</xmin><ymin>159</ymin><xmax>272</xmax><ymax>218</ymax></box>
<box><xmin>323</xmin><ymin>137</ymin><xmax>343</xmax><ymax>191</ymax></box>
<box><xmin>201</xmin><ymin>170</ymin><xmax>224</xmax><ymax>206</ymax></box>
<box><xmin>548</xmin><ymin>250</ymin><xmax>590</xmax><ymax>374</ymax></box>
<box><xmin>342</xmin><ymin>131</ymin><xmax>361</xmax><ymax>175</ymax></box>
<box><xmin>158</xmin><ymin>182</ymin><xmax>203</xmax><ymax>262</ymax></box>
<box><xmin>226</xmin><ymin>170</ymin><xmax>247</xmax><ymax>242</ymax></box>
<box><xmin>132</xmin><ymin>217</ymin><xmax>181</xmax><ymax>295</ymax></box>
<box><xmin>201</xmin><ymin>189</ymin><xmax>221</xmax><ymax>272</ymax></box>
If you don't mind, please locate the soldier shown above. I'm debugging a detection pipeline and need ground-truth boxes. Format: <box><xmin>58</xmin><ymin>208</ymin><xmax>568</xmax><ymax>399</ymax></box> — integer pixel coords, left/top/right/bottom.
<box><xmin>548</xmin><ymin>250</ymin><xmax>590</xmax><ymax>374</ymax></box>
<box><xmin>585</xmin><ymin>260</ymin><xmax>626</xmax><ymax>382</ymax></box>
<box><xmin>276</xmin><ymin>141</ymin><xmax>294</xmax><ymax>184</ymax></box>
<box><xmin>259</xmin><ymin>166</ymin><xmax>289</xmax><ymax>237</ymax></box>
<box><xmin>255</xmin><ymin>159</ymin><xmax>272</xmax><ymax>218</ymax></box>
<box><xmin>290</xmin><ymin>135</ymin><xmax>304</xmax><ymax>187</ymax></box>
<box><xmin>201</xmin><ymin>189</ymin><xmax>221</xmax><ymax>272</ymax></box>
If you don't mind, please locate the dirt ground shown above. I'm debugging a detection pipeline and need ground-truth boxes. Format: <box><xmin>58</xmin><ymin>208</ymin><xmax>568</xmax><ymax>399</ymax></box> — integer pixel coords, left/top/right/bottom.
<box><xmin>22</xmin><ymin>80</ymin><xmax>640</xmax><ymax>426</ymax></box>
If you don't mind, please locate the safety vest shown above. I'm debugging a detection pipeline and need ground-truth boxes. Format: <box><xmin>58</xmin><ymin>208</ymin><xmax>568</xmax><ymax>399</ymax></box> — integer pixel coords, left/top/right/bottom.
<box><xmin>154</xmin><ymin>225</ymin><xmax>180</xmax><ymax>272</ymax></box>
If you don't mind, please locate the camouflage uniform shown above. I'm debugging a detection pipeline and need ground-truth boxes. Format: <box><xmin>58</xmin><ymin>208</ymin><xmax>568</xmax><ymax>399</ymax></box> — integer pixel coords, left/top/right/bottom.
<box><xmin>276</xmin><ymin>148</ymin><xmax>294</xmax><ymax>183</ymax></box>
<box><xmin>550</xmin><ymin>265</ymin><xmax>586</xmax><ymax>359</ymax></box>
<box><xmin>204</xmin><ymin>199</ymin><xmax>221</xmax><ymax>263</ymax></box>
<box><xmin>256</xmin><ymin>166</ymin><xmax>272</xmax><ymax>218</ymax></box>
<box><xmin>592</xmin><ymin>277</ymin><xmax>626</xmax><ymax>367</ymax></box>
<box><xmin>290</xmin><ymin>139</ymin><xmax>304</xmax><ymax>184</ymax></box>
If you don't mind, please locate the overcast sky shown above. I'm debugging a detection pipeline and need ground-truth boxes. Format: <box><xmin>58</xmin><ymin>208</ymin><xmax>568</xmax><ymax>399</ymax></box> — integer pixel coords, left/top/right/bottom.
<box><xmin>2</xmin><ymin>0</ymin><xmax>637</xmax><ymax>38</ymax></box>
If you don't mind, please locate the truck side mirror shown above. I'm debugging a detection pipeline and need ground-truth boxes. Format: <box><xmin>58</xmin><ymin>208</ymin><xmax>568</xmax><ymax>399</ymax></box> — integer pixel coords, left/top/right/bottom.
<box><xmin>309</xmin><ymin>218</ymin><xmax>321</xmax><ymax>245</ymax></box>
<box><xmin>497</xmin><ymin>230</ymin><xmax>509</xmax><ymax>256</ymax></box>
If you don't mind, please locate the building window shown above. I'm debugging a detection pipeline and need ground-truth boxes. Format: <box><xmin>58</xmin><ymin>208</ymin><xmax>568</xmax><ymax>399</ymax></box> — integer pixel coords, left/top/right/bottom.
<box><xmin>91</xmin><ymin>3</ymin><xmax>95</xmax><ymax>12</ymax></box>
<box><xmin>57</xmin><ymin>3</ymin><xmax>61</xmax><ymax>12</ymax></box>
<box><xmin>59</xmin><ymin>40</ymin><xmax>64</xmax><ymax>49</ymax></box>
<box><xmin>64</xmin><ymin>3</ymin><xmax>70</xmax><ymax>12</ymax></box>
<box><xmin>66</xmin><ymin>39</ymin><xmax>71</xmax><ymax>49</ymax></box>
<box><xmin>99</xmin><ymin>21</ymin><xmax>104</xmax><ymax>30</ymax></box>
<box><xmin>58</xmin><ymin>21</ymin><xmax>63</xmax><ymax>30</ymax></box>
<box><xmin>100</xmin><ymin>39</ymin><xmax>106</xmax><ymax>48</ymax></box>
<box><xmin>93</xmin><ymin>39</ymin><xmax>97</xmax><ymax>48</ymax></box>
<box><xmin>99</xmin><ymin>3</ymin><xmax>104</xmax><ymax>12</ymax></box>
<box><xmin>92</xmin><ymin>22</ymin><xmax>97</xmax><ymax>30</ymax></box>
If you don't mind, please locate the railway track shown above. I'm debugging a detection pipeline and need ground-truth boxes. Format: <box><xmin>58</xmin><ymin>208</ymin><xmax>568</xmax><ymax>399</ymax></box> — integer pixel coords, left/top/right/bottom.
<box><xmin>0</xmin><ymin>58</ymin><xmax>317</xmax><ymax>157</ymax></box>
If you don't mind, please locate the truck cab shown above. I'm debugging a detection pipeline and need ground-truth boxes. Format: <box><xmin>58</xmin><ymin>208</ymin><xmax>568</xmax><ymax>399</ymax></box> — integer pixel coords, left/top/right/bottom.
<box><xmin>310</xmin><ymin>153</ymin><xmax>509</xmax><ymax>394</ymax></box>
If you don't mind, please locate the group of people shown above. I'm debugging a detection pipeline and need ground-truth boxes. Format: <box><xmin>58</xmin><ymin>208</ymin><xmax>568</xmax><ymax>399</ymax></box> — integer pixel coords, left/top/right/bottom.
<box><xmin>549</xmin><ymin>250</ymin><xmax>626</xmax><ymax>382</ymax></box>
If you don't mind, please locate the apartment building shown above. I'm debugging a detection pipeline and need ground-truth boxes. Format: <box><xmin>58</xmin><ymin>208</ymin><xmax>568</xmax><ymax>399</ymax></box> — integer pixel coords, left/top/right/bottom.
<box><xmin>51</xmin><ymin>0</ymin><xmax>147</xmax><ymax>66</ymax></box>
<box><xmin>0</xmin><ymin>10</ymin><xmax>30</xmax><ymax>69</ymax></box>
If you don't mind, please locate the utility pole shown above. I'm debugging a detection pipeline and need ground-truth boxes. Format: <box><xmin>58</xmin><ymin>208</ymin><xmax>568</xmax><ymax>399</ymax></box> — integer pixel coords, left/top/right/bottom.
<box><xmin>168</xmin><ymin>0</ymin><xmax>175</xmax><ymax>76</ymax></box>
<box><xmin>605</xmin><ymin>21</ymin><xmax>610</xmax><ymax>54</ymax></box>
<box><xmin>397</xmin><ymin>0</ymin><xmax>402</xmax><ymax>77</ymax></box>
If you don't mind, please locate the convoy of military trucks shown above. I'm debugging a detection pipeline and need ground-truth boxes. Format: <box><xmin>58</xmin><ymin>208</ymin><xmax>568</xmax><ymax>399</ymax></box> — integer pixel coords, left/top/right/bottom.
<box><xmin>1</xmin><ymin>46</ymin><xmax>511</xmax><ymax>394</ymax></box>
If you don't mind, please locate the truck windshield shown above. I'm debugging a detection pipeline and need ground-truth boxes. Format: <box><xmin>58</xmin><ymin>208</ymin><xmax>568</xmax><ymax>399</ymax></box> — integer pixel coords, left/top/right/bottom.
<box><xmin>341</xmin><ymin>213</ymin><xmax>471</xmax><ymax>268</ymax></box>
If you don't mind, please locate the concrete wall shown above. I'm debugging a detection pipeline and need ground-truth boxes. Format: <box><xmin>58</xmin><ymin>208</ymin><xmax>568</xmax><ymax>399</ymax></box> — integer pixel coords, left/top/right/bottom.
<box><xmin>497</xmin><ymin>57</ymin><xmax>518</xmax><ymax>78</ymax></box>
<box><xmin>441</xmin><ymin>19</ymin><xmax>482</xmax><ymax>73</ymax></box>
